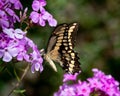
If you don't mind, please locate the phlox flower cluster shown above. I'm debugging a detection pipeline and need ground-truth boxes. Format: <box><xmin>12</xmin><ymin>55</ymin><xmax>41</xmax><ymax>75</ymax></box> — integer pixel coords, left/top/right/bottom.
<box><xmin>54</xmin><ymin>68</ymin><xmax>120</xmax><ymax>96</ymax></box>
<box><xmin>0</xmin><ymin>28</ymin><xmax>43</xmax><ymax>73</ymax></box>
<box><xmin>0</xmin><ymin>0</ymin><xmax>22</xmax><ymax>29</ymax></box>
<box><xmin>30</xmin><ymin>0</ymin><xmax>57</xmax><ymax>27</ymax></box>
<box><xmin>0</xmin><ymin>0</ymin><xmax>57</xmax><ymax>73</ymax></box>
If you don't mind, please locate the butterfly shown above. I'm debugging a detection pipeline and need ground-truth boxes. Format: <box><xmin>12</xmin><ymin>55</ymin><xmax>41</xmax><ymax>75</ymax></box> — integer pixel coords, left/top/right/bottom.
<box><xmin>44</xmin><ymin>22</ymin><xmax>81</xmax><ymax>74</ymax></box>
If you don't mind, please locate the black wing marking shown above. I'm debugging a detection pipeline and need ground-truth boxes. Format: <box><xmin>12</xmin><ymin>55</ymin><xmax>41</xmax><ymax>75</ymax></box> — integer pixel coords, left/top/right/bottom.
<box><xmin>46</xmin><ymin>23</ymin><xmax>67</xmax><ymax>53</ymax></box>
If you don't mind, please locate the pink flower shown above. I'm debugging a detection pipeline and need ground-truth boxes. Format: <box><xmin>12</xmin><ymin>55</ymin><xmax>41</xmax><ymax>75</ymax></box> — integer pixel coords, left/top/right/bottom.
<box><xmin>0</xmin><ymin>0</ymin><xmax>23</xmax><ymax>29</ymax></box>
<box><xmin>0</xmin><ymin>28</ymin><xmax>44</xmax><ymax>73</ymax></box>
<box><xmin>30</xmin><ymin>0</ymin><xmax>57</xmax><ymax>27</ymax></box>
<box><xmin>0</xmin><ymin>46</ymin><xmax>18</xmax><ymax>62</ymax></box>
<box><xmin>32</xmin><ymin>0</ymin><xmax>46</xmax><ymax>11</ymax></box>
<box><xmin>3</xmin><ymin>28</ymin><xmax>25</xmax><ymax>39</ymax></box>
<box><xmin>54</xmin><ymin>68</ymin><xmax>120</xmax><ymax>96</ymax></box>
<box><xmin>63</xmin><ymin>73</ymin><xmax>78</xmax><ymax>82</ymax></box>
<box><xmin>30</xmin><ymin>46</ymin><xmax>43</xmax><ymax>73</ymax></box>
<box><xmin>76</xmin><ymin>81</ymin><xmax>90</xmax><ymax>96</ymax></box>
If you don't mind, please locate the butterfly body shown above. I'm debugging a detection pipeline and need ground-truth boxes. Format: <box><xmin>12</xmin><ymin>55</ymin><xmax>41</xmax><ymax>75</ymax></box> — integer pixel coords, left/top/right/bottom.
<box><xmin>44</xmin><ymin>23</ymin><xmax>81</xmax><ymax>74</ymax></box>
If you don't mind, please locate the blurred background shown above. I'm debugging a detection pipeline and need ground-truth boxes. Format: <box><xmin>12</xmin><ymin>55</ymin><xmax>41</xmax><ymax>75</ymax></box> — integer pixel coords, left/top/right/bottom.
<box><xmin>0</xmin><ymin>0</ymin><xmax>120</xmax><ymax>96</ymax></box>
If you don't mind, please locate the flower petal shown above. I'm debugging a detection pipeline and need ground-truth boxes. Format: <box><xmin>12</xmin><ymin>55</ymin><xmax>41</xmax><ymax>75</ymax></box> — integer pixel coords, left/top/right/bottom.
<box><xmin>3</xmin><ymin>28</ymin><xmax>14</xmax><ymax>38</ymax></box>
<box><xmin>32</xmin><ymin>0</ymin><xmax>40</xmax><ymax>11</ymax></box>
<box><xmin>0</xmin><ymin>49</ymin><xmax>4</xmax><ymax>58</ymax></box>
<box><xmin>14</xmin><ymin>29</ymin><xmax>24</xmax><ymax>39</ymax></box>
<box><xmin>17</xmin><ymin>53</ymin><xmax>23</xmax><ymax>61</ymax></box>
<box><xmin>3</xmin><ymin>52</ymin><xmax>12</xmax><ymax>62</ymax></box>
<box><xmin>48</xmin><ymin>17</ymin><xmax>57</xmax><ymax>27</ymax></box>
<box><xmin>35</xmin><ymin>63</ymin><xmax>40</xmax><ymax>71</ymax></box>
<box><xmin>30</xmin><ymin>12</ymin><xmax>39</xmax><ymax>23</ymax></box>
<box><xmin>8</xmin><ymin>47</ymin><xmax>18</xmax><ymax>57</ymax></box>
<box><xmin>31</xmin><ymin>64</ymin><xmax>35</xmax><ymax>73</ymax></box>
<box><xmin>39</xmin><ymin>15</ymin><xmax>45</xmax><ymax>26</ymax></box>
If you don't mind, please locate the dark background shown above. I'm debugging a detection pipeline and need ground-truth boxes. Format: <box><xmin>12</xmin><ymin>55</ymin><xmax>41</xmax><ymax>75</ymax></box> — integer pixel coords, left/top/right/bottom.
<box><xmin>0</xmin><ymin>0</ymin><xmax>120</xmax><ymax>96</ymax></box>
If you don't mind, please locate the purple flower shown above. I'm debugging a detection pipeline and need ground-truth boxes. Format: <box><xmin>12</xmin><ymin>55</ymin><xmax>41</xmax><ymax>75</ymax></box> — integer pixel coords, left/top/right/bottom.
<box><xmin>11</xmin><ymin>0</ymin><xmax>23</xmax><ymax>10</ymax></box>
<box><xmin>3</xmin><ymin>28</ymin><xmax>25</xmax><ymax>39</ymax></box>
<box><xmin>0</xmin><ymin>33</ymin><xmax>10</xmax><ymax>48</ymax></box>
<box><xmin>0</xmin><ymin>46</ymin><xmax>18</xmax><ymax>62</ymax></box>
<box><xmin>0</xmin><ymin>28</ymin><xmax>44</xmax><ymax>73</ymax></box>
<box><xmin>48</xmin><ymin>17</ymin><xmax>57</xmax><ymax>27</ymax></box>
<box><xmin>16</xmin><ymin>39</ymin><xmax>30</xmax><ymax>62</ymax></box>
<box><xmin>30</xmin><ymin>10</ymin><xmax>57</xmax><ymax>27</ymax></box>
<box><xmin>30</xmin><ymin>11</ymin><xmax>45</xmax><ymax>26</ymax></box>
<box><xmin>17</xmin><ymin>48</ymin><xmax>29</xmax><ymax>61</ymax></box>
<box><xmin>30</xmin><ymin>0</ymin><xmax>57</xmax><ymax>27</ymax></box>
<box><xmin>30</xmin><ymin>46</ymin><xmax>43</xmax><ymax>73</ymax></box>
<box><xmin>0</xmin><ymin>0</ymin><xmax>23</xmax><ymax>29</ymax></box>
<box><xmin>54</xmin><ymin>68</ymin><xmax>120</xmax><ymax>96</ymax></box>
<box><xmin>0</xmin><ymin>28</ymin><xmax>25</xmax><ymax>62</ymax></box>
<box><xmin>76</xmin><ymin>81</ymin><xmax>90</xmax><ymax>96</ymax></box>
<box><xmin>92</xmin><ymin>69</ymin><xmax>120</xmax><ymax>95</ymax></box>
<box><xmin>54</xmin><ymin>84</ymin><xmax>76</xmax><ymax>96</ymax></box>
<box><xmin>0</xmin><ymin>32</ymin><xmax>19</xmax><ymax>62</ymax></box>
<box><xmin>4</xmin><ymin>0</ymin><xmax>23</xmax><ymax>10</ymax></box>
<box><xmin>63</xmin><ymin>73</ymin><xmax>78</xmax><ymax>82</ymax></box>
<box><xmin>0</xmin><ymin>0</ymin><xmax>57</xmax><ymax>75</ymax></box>
<box><xmin>5</xmin><ymin>8</ymin><xmax>20</xmax><ymax>23</ymax></box>
<box><xmin>87</xmin><ymin>78</ymin><xmax>103</xmax><ymax>90</ymax></box>
<box><xmin>0</xmin><ymin>10</ymin><xmax>9</xmax><ymax>28</ymax></box>
<box><xmin>32</xmin><ymin>0</ymin><xmax>46</xmax><ymax>11</ymax></box>
<box><xmin>42</xmin><ymin>10</ymin><xmax>57</xmax><ymax>26</ymax></box>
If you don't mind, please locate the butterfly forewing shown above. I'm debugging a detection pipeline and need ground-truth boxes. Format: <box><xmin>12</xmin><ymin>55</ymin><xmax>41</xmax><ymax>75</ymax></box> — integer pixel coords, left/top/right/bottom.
<box><xmin>45</xmin><ymin>23</ymin><xmax>81</xmax><ymax>74</ymax></box>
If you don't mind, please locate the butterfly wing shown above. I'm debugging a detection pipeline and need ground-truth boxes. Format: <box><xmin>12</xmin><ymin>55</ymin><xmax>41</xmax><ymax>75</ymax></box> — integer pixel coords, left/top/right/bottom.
<box><xmin>45</xmin><ymin>23</ymin><xmax>81</xmax><ymax>74</ymax></box>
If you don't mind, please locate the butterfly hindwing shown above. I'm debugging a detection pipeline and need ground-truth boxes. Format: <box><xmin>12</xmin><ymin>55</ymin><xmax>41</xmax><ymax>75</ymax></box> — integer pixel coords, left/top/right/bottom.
<box><xmin>45</xmin><ymin>23</ymin><xmax>81</xmax><ymax>74</ymax></box>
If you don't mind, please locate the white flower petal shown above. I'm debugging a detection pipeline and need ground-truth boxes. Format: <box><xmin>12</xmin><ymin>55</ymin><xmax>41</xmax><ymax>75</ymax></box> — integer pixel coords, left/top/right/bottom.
<box><xmin>3</xmin><ymin>28</ymin><xmax>14</xmax><ymax>38</ymax></box>
<box><xmin>15</xmin><ymin>33</ymin><xmax>23</xmax><ymax>39</ymax></box>
<box><xmin>8</xmin><ymin>47</ymin><xmax>18</xmax><ymax>57</ymax></box>
<box><xmin>3</xmin><ymin>52</ymin><xmax>12</xmax><ymax>62</ymax></box>
<box><xmin>14</xmin><ymin>29</ymin><xmax>24</xmax><ymax>39</ymax></box>
<box><xmin>15</xmin><ymin>29</ymin><xmax>23</xmax><ymax>34</ymax></box>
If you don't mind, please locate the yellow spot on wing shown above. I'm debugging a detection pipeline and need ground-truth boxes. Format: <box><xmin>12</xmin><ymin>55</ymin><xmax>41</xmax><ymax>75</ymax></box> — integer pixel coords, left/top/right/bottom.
<box><xmin>69</xmin><ymin>64</ymin><xmax>74</xmax><ymax>68</ymax></box>
<box><xmin>71</xmin><ymin>60</ymin><xmax>75</xmax><ymax>64</ymax></box>
<box><xmin>57</xmin><ymin>39</ymin><xmax>62</xmax><ymax>43</ymax></box>
<box><xmin>56</xmin><ymin>43</ymin><xmax>61</xmax><ymax>46</ymax></box>
<box><xmin>71</xmin><ymin>53</ymin><xmax>75</xmax><ymax>57</ymax></box>
<box><xmin>58</xmin><ymin>36</ymin><xmax>63</xmax><ymax>40</ymax></box>
<box><xmin>69</xmin><ymin>26</ymin><xmax>75</xmax><ymax>30</ymax></box>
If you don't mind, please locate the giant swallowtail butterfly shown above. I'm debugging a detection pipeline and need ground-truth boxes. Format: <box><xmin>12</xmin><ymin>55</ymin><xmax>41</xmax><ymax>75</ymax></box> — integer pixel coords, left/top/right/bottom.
<box><xmin>44</xmin><ymin>23</ymin><xmax>81</xmax><ymax>74</ymax></box>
